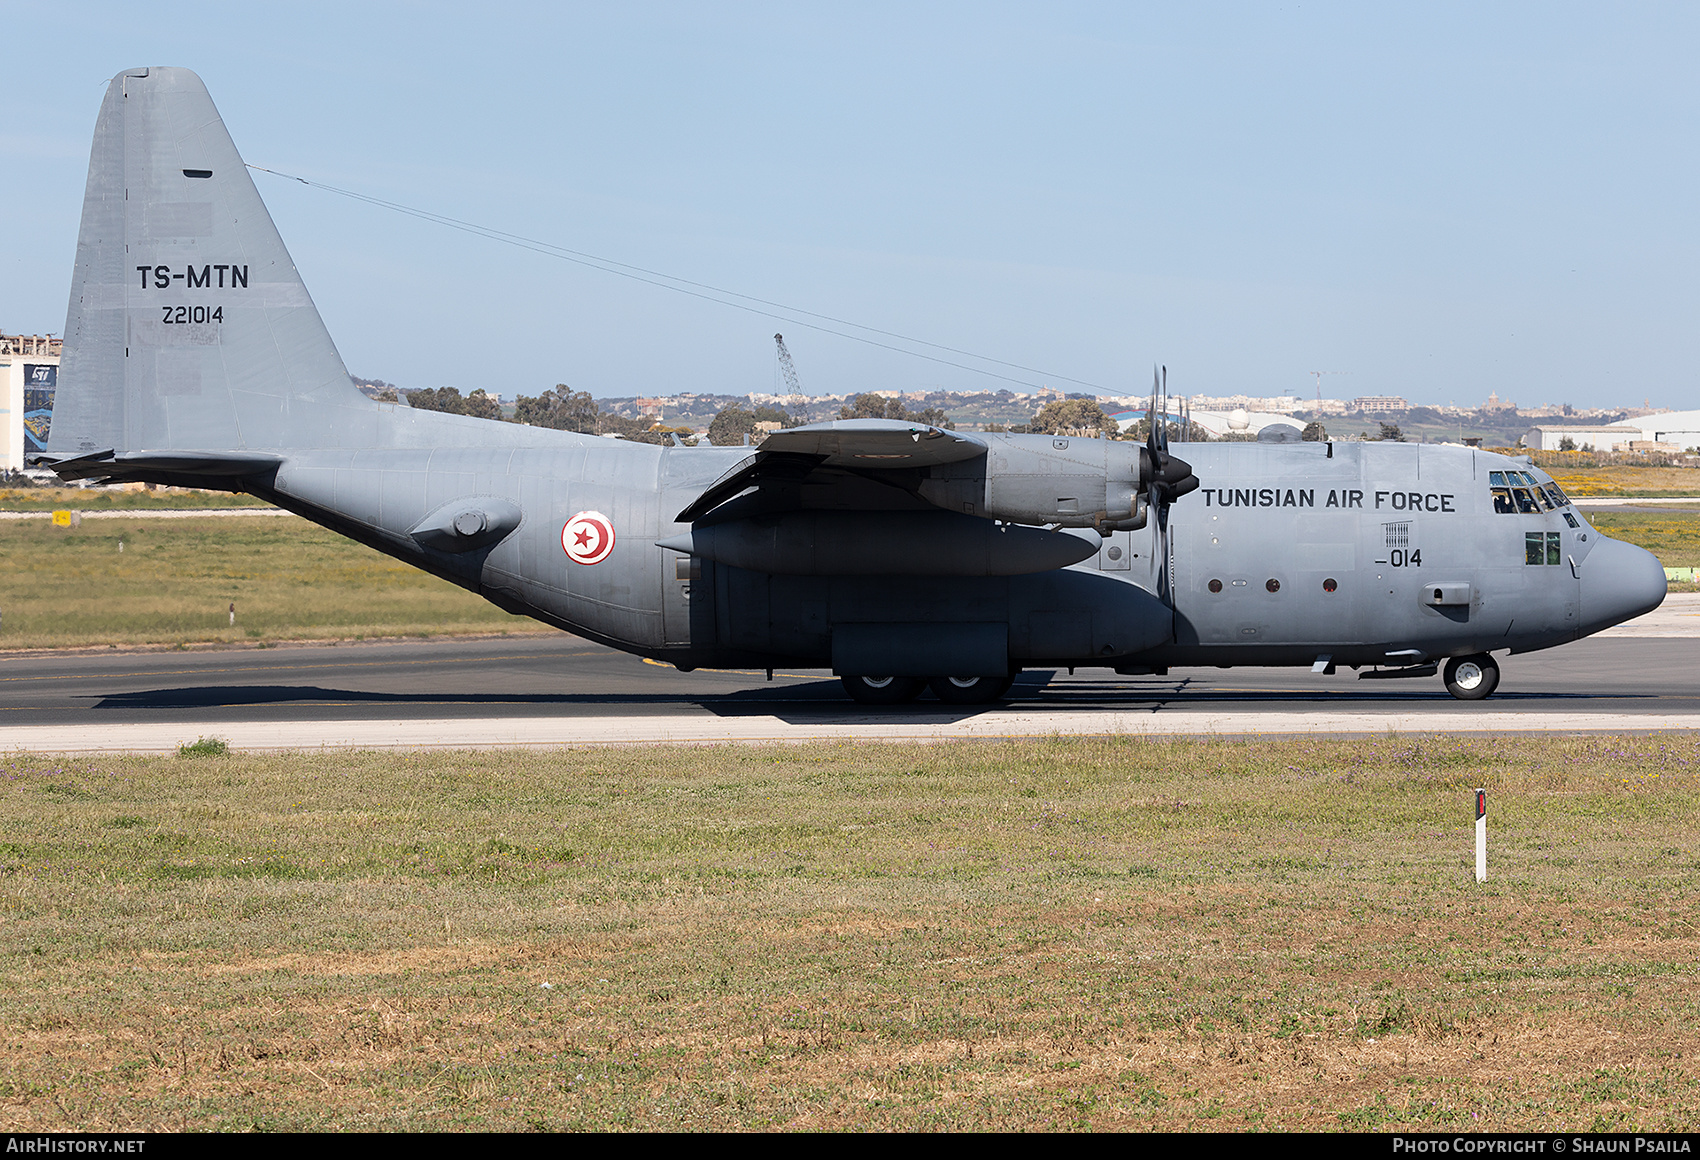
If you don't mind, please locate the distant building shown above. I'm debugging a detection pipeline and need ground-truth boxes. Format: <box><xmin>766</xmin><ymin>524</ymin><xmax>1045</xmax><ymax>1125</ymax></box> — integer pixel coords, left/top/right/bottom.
<box><xmin>0</xmin><ymin>332</ymin><xmax>61</xmax><ymax>472</ymax></box>
<box><xmin>1187</xmin><ymin>409</ymin><xmax>1300</xmax><ymax>439</ymax></box>
<box><xmin>1352</xmin><ymin>396</ymin><xmax>1408</xmax><ymax>413</ymax></box>
<box><xmin>1523</xmin><ymin>425</ymin><xmax>1638</xmax><ymax>452</ymax></box>
<box><xmin>1524</xmin><ymin>412</ymin><xmax>1700</xmax><ymax>452</ymax></box>
<box><xmin>1608</xmin><ymin>409</ymin><xmax>1700</xmax><ymax>451</ymax></box>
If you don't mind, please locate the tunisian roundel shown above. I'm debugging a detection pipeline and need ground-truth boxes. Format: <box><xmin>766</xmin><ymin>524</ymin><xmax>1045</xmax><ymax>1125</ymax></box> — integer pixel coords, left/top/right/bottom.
<box><xmin>562</xmin><ymin>511</ymin><xmax>615</xmax><ymax>565</ymax></box>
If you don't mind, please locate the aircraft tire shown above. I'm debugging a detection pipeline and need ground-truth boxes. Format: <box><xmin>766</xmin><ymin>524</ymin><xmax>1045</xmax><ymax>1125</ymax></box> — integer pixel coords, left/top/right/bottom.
<box><xmin>928</xmin><ymin>675</ymin><xmax>1014</xmax><ymax>705</ymax></box>
<box><xmin>1443</xmin><ymin>653</ymin><xmax>1499</xmax><ymax>701</ymax></box>
<box><xmin>841</xmin><ymin>675</ymin><xmax>926</xmax><ymax>705</ymax></box>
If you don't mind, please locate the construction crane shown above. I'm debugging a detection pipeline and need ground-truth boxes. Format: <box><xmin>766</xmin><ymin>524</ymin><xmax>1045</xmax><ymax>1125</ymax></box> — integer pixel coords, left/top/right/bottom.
<box><xmin>1309</xmin><ymin>370</ymin><xmax>1348</xmax><ymax>403</ymax></box>
<box><xmin>774</xmin><ymin>333</ymin><xmax>803</xmax><ymax>395</ymax></box>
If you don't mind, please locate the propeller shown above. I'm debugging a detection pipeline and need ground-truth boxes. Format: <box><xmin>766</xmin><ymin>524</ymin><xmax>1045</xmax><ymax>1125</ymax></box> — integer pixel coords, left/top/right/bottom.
<box><xmin>1142</xmin><ymin>365</ymin><xmax>1199</xmax><ymax>606</ymax></box>
<box><xmin>1145</xmin><ymin>366</ymin><xmax>1198</xmax><ymax>526</ymax></box>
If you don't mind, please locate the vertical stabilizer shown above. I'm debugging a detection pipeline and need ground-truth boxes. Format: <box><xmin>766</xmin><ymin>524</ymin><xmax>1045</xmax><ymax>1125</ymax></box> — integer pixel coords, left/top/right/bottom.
<box><xmin>50</xmin><ymin>67</ymin><xmax>375</xmax><ymax>458</ymax></box>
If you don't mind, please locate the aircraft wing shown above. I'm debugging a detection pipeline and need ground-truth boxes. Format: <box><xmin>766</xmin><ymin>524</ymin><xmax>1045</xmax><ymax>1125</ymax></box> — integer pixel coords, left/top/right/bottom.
<box><xmin>674</xmin><ymin>420</ymin><xmax>986</xmax><ymax>523</ymax></box>
<box><xmin>757</xmin><ymin>419</ymin><xmax>986</xmax><ymax>468</ymax></box>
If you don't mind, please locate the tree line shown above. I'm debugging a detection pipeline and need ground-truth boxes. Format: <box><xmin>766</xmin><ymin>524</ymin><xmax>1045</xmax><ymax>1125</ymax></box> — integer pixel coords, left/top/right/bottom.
<box><xmin>375</xmin><ymin>382</ymin><xmax>1366</xmax><ymax>444</ymax></box>
<box><xmin>401</xmin><ymin>385</ymin><xmax>693</xmax><ymax>445</ymax></box>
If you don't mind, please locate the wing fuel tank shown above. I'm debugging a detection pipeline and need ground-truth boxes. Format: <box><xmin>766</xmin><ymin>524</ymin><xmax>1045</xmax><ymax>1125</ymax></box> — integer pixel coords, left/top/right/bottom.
<box><xmin>657</xmin><ymin>511</ymin><xmax>1097</xmax><ymax>576</ymax></box>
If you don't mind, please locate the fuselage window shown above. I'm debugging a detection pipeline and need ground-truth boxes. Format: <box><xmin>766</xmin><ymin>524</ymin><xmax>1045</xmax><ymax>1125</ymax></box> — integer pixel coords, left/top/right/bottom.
<box><xmin>1526</xmin><ymin>531</ymin><xmax>1564</xmax><ymax>565</ymax></box>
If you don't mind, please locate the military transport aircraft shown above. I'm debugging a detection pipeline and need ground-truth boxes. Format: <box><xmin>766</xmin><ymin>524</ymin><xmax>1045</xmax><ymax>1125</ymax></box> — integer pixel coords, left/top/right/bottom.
<box><xmin>36</xmin><ymin>68</ymin><xmax>1668</xmax><ymax>704</ymax></box>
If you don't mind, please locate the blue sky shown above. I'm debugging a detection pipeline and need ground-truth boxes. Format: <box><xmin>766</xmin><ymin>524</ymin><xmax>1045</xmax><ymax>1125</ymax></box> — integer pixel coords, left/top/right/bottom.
<box><xmin>4</xmin><ymin>2</ymin><xmax>1695</xmax><ymax>408</ymax></box>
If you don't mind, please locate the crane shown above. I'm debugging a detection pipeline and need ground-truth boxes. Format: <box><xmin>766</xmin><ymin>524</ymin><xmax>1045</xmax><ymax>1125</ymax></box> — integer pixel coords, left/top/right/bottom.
<box><xmin>774</xmin><ymin>333</ymin><xmax>803</xmax><ymax>396</ymax></box>
<box><xmin>1309</xmin><ymin>370</ymin><xmax>1348</xmax><ymax>403</ymax></box>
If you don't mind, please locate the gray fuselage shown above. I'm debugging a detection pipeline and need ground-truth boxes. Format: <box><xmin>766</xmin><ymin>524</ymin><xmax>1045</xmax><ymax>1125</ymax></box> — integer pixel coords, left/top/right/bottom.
<box><xmin>249</xmin><ymin>421</ymin><xmax>1664</xmax><ymax>676</ymax></box>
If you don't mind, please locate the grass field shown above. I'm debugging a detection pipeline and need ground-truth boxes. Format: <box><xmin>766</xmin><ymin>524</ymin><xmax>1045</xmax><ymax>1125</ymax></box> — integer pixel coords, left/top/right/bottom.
<box><xmin>1</xmin><ymin>735</ymin><xmax>1697</xmax><ymax>1132</ymax></box>
<box><xmin>0</xmin><ymin>515</ymin><xmax>546</xmax><ymax>649</ymax></box>
<box><xmin>1586</xmin><ymin>513</ymin><xmax>1700</xmax><ymax>570</ymax></box>
<box><xmin>1545</xmin><ymin>466</ymin><xmax>1700</xmax><ymax>497</ymax></box>
<box><xmin>0</xmin><ymin>488</ymin><xmax>269</xmax><ymax>512</ymax></box>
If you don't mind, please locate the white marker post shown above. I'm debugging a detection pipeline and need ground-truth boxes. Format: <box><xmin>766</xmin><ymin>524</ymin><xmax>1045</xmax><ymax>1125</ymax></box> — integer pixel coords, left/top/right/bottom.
<box><xmin>1475</xmin><ymin>788</ymin><xmax>1487</xmax><ymax>883</ymax></box>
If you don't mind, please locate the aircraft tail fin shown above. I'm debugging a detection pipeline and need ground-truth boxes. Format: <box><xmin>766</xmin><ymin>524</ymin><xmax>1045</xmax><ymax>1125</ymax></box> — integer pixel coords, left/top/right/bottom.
<box><xmin>46</xmin><ymin>67</ymin><xmax>375</xmax><ymax>464</ymax></box>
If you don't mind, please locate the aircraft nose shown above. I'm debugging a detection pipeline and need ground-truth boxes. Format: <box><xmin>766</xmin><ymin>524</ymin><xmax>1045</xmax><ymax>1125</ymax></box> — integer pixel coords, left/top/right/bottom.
<box><xmin>1578</xmin><ymin>535</ymin><xmax>1667</xmax><ymax>635</ymax></box>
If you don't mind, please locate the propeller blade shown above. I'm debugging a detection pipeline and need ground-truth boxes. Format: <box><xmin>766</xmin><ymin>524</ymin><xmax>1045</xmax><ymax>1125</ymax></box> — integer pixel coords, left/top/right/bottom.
<box><xmin>1157</xmin><ymin>366</ymin><xmax>1169</xmax><ymax>453</ymax></box>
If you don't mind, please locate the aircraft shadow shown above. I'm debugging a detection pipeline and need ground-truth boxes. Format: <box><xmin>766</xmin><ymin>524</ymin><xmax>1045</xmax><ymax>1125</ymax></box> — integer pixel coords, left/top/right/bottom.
<box><xmin>85</xmin><ymin>680</ymin><xmax>1012</xmax><ymax>725</ymax></box>
<box><xmin>84</xmin><ymin>670</ymin><xmax>1629</xmax><ymax>724</ymax></box>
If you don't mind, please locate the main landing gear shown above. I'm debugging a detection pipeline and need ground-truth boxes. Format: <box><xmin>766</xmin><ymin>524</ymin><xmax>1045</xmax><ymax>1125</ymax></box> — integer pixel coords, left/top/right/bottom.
<box><xmin>1443</xmin><ymin>653</ymin><xmax>1500</xmax><ymax>701</ymax></box>
<box><xmin>840</xmin><ymin>674</ymin><xmax>1013</xmax><ymax>706</ymax></box>
<box><xmin>839</xmin><ymin>675</ymin><xmax>927</xmax><ymax>704</ymax></box>
<box><xmin>928</xmin><ymin>675</ymin><xmax>1014</xmax><ymax>704</ymax></box>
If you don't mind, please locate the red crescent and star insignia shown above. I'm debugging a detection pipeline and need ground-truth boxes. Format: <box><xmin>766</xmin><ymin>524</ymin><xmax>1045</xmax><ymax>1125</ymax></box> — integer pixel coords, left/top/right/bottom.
<box><xmin>561</xmin><ymin>510</ymin><xmax>615</xmax><ymax>565</ymax></box>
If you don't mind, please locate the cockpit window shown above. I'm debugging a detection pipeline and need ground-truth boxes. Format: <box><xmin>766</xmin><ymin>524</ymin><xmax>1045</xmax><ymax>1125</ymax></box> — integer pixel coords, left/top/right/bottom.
<box><xmin>1490</xmin><ymin>468</ymin><xmax>1572</xmax><ymax>514</ymax></box>
<box><xmin>1526</xmin><ymin>531</ymin><xmax>1563</xmax><ymax>565</ymax></box>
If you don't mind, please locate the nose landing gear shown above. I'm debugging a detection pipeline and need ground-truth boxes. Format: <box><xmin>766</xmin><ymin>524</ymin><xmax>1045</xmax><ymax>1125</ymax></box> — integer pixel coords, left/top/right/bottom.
<box><xmin>1443</xmin><ymin>653</ymin><xmax>1500</xmax><ymax>701</ymax></box>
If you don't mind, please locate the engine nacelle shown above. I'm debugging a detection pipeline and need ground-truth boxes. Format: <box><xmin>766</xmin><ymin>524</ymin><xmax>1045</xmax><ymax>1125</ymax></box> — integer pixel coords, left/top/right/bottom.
<box><xmin>917</xmin><ymin>433</ymin><xmax>1163</xmax><ymax>534</ymax></box>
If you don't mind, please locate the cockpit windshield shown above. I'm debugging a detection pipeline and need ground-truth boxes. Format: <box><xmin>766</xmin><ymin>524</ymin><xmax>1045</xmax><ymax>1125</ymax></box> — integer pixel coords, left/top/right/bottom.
<box><xmin>1490</xmin><ymin>467</ymin><xmax>1571</xmax><ymax>514</ymax></box>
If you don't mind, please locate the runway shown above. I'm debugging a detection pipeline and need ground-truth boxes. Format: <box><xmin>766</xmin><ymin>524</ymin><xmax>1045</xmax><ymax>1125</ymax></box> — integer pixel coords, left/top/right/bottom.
<box><xmin>1</xmin><ymin>596</ymin><xmax>1695</xmax><ymax>752</ymax></box>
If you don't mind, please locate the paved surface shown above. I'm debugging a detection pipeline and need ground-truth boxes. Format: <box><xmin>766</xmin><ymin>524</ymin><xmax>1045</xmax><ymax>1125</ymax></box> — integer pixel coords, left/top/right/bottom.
<box><xmin>0</xmin><ymin>508</ymin><xmax>286</xmax><ymax>520</ymax></box>
<box><xmin>1</xmin><ymin>596</ymin><xmax>1696</xmax><ymax>752</ymax></box>
<box><xmin>1572</xmin><ymin>497</ymin><xmax>1700</xmax><ymax>513</ymax></box>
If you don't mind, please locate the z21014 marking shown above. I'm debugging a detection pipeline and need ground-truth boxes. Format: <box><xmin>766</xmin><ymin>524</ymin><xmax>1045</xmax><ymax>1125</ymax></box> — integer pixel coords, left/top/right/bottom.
<box><xmin>162</xmin><ymin>305</ymin><xmax>223</xmax><ymax>324</ymax></box>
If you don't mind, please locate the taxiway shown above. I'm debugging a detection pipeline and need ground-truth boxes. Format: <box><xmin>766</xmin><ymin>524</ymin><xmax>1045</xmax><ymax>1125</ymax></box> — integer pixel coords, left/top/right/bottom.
<box><xmin>1</xmin><ymin>596</ymin><xmax>1695</xmax><ymax>752</ymax></box>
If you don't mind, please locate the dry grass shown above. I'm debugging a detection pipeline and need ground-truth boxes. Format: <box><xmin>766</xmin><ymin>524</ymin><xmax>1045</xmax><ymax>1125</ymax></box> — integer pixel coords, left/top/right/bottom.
<box><xmin>0</xmin><ymin>515</ymin><xmax>548</xmax><ymax>649</ymax></box>
<box><xmin>1586</xmin><ymin>513</ymin><xmax>1700</xmax><ymax>570</ymax></box>
<box><xmin>2</xmin><ymin>735</ymin><xmax>1698</xmax><ymax>1131</ymax></box>
<box><xmin>0</xmin><ymin>487</ymin><xmax>267</xmax><ymax>512</ymax></box>
<box><xmin>1546</xmin><ymin>465</ymin><xmax>1700</xmax><ymax>497</ymax></box>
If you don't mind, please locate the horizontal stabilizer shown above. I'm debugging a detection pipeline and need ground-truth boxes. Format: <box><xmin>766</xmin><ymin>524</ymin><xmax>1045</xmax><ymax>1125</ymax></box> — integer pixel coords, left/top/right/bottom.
<box><xmin>32</xmin><ymin>448</ymin><xmax>284</xmax><ymax>483</ymax></box>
